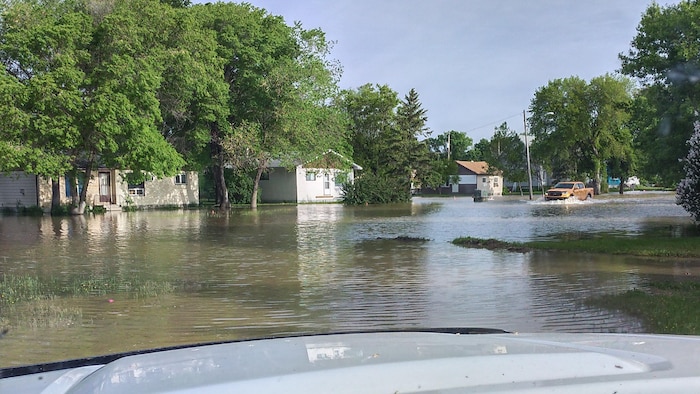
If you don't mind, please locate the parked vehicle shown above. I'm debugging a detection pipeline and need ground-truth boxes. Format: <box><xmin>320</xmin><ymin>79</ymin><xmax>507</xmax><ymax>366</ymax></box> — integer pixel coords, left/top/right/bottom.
<box><xmin>545</xmin><ymin>181</ymin><xmax>594</xmax><ymax>201</ymax></box>
<box><xmin>625</xmin><ymin>176</ymin><xmax>641</xmax><ymax>188</ymax></box>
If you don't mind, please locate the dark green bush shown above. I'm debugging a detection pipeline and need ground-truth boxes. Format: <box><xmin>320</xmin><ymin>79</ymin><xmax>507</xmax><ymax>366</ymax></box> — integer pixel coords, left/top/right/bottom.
<box><xmin>342</xmin><ymin>173</ymin><xmax>411</xmax><ymax>205</ymax></box>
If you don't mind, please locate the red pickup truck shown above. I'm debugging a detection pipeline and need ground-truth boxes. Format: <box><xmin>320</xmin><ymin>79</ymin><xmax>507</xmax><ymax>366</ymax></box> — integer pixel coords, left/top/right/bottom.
<box><xmin>545</xmin><ymin>181</ymin><xmax>593</xmax><ymax>201</ymax></box>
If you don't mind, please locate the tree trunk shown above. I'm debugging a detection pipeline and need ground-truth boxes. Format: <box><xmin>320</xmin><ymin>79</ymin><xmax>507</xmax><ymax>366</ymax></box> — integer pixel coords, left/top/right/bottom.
<box><xmin>209</xmin><ymin>123</ymin><xmax>230</xmax><ymax>210</ymax></box>
<box><xmin>212</xmin><ymin>162</ymin><xmax>229</xmax><ymax>210</ymax></box>
<box><xmin>619</xmin><ymin>182</ymin><xmax>625</xmax><ymax>195</ymax></box>
<box><xmin>250</xmin><ymin>165</ymin><xmax>264</xmax><ymax>209</ymax></box>
<box><xmin>70</xmin><ymin>167</ymin><xmax>91</xmax><ymax>215</ymax></box>
<box><xmin>67</xmin><ymin>175</ymin><xmax>83</xmax><ymax>215</ymax></box>
<box><xmin>51</xmin><ymin>178</ymin><xmax>61</xmax><ymax>213</ymax></box>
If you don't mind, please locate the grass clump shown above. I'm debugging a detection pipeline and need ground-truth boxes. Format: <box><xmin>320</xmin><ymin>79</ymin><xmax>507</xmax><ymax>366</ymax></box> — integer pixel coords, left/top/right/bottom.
<box><xmin>11</xmin><ymin>299</ymin><xmax>83</xmax><ymax>329</ymax></box>
<box><xmin>452</xmin><ymin>237</ymin><xmax>529</xmax><ymax>253</ymax></box>
<box><xmin>0</xmin><ymin>275</ymin><xmax>48</xmax><ymax>305</ymax></box>
<box><xmin>452</xmin><ymin>235</ymin><xmax>700</xmax><ymax>334</ymax></box>
<box><xmin>452</xmin><ymin>235</ymin><xmax>700</xmax><ymax>258</ymax></box>
<box><xmin>1</xmin><ymin>274</ymin><xmax>176</xmax><ymax>330</ymax></box>
<box><xmin>1</xmin><ymin>274</ymin><xmax>176</xmax><ymax>305</ymax></box>
<box><xmin>588</xmin><ymin>282</ymin><xmax>700</xmax><ymax>334</ymax></box>
<box><xmin>525</xmin><ymin>236</ymin><xmax>700</xmax><ymax>258</ymax></box>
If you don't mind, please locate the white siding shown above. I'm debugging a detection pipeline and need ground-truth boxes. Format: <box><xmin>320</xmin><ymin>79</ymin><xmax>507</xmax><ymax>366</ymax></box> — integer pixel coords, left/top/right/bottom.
<box><xmin>259</xmin><ymin>169</ymin><xmax>298</xmax><ymax>203</ymax></box>
<box><xmin>0</xmin><ymin>172</ymin><xmax>38</xmax><ymax>208</ymax></box>
<box><xmin>296</xmin><ymin>168</ymin><xmax>349</xmax><ymax>203</ymax></box>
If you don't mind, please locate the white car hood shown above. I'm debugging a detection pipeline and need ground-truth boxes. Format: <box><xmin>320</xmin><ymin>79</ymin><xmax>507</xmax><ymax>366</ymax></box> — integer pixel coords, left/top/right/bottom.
<box><xmin>2</xmin><ymin>331</ymin><xmax>700</xmax><ymax>393</ymax></box>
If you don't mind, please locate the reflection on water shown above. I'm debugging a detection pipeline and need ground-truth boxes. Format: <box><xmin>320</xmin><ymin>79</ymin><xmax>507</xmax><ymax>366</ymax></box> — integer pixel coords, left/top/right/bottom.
<box><xmin>0</xmin><ymin>192</ymin><xmax>696</xmax><ymax>368</ymax></box>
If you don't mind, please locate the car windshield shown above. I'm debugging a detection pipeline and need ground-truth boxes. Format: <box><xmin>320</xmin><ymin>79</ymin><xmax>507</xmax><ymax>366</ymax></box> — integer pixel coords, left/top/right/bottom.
<box><xmin>1</xmin><ymin>0</ymin><xmax>699</xmax><ymax>381</ymax></box>
<box><xmin>554</xmin><ymin>182</ymin><xmax>576</xmax><ymax>189</ymax></box>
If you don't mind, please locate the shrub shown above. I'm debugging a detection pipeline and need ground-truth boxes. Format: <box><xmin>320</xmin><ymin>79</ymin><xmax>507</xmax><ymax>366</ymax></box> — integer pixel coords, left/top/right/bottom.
<box><xmin>677</xmin><ymin>122</ymin><xmax>700</xmax><ymax>224</ymax></box>
<box><xmin>342</xmin><ymin>172</ymin><xmax>411</xmax><ymax>205</ymax></box>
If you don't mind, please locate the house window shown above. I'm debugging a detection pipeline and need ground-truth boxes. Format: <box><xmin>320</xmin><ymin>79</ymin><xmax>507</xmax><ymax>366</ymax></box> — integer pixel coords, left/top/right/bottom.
<box><xmin>128</xmin><ymin>182</ymin><xmax>145</xmax><ymax>196</ymax></box>
<box><xmin>65</xmin><ymin>175</ymin><xmax>84</xmax><ymax>197</ymax></box>
<box><xmin>494</xmin><ymin>178</ymin><xmax>499</xmax><ymax>187</ymax></box>
<box><xmin>482</xmin><ymin>177</ymin><xmax>487</xmax><ymax>183</ymax></box>
<box><xmin>174</xmin><ymin>173</ymin><xmax>187</xmax><ymax>184</ymax></box>
<box><xmin>306</xmin><ymin>172</ymin><xmax>316</xmax><ymax>181</ymax></box>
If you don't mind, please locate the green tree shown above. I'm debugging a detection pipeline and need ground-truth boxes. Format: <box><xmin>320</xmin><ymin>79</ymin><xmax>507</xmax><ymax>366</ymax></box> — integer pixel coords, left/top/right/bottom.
<box><xmin>339</xmin><ymin>87</ymin><xmax>435</xmax><ymax>203</ymax></box>
<box><xmin>483</xmin><ymin>122</ymin><xmax>526</xmax><ymax>185</ymax></box>
<box><xmin>529</xmin><ymin>74</ymin><xmax>634</xmax><ymax>194</ymax></box>
<box><xmin>194</xmin><ymin>4</ymin><xmax>346</xmax><ymax>208</ymax></box>
<box><xmin>427</xmin><ymin>130</ymin><xmax>473</xmax><ymax>160</ymax></box>
<box><xmin>382</xmin><ymin>88</ymin><xmax>432</xmax><ymax>195</ymax></box>
<box><xmin>467</xmin><ymin>138</ymin><xmax>490</xmax><ymax>161</ymax></box>
<box><xmin>425</xmin><ymin>130</ymin><xmax>473</xmax><ymax>189</ymax></box>
<box><xmin>620</xmin><ymin>0</ymin><xmax>700</xmax><ymax>186</ymax></box>
<box><xmin>0</xmin><ymin>0</ymin><xmax>185</xmax><ymax>214</ymax></box>
<box><xmin>336</xmin><ymin>84</ymin><xmax>399</xmax><ymax>174</ymax></box>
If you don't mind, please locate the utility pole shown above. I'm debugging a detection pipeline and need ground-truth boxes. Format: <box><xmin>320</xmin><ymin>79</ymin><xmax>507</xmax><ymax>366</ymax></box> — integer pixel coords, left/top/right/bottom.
<box><xmin>523</xmin><ymin>110</ymin><xmax>533</xmax><ymax>200</ymax></box>
<box><xmin>447</xmin><ymin>131</ymin><xmax>451</xmax><ymax>160</ymax></box>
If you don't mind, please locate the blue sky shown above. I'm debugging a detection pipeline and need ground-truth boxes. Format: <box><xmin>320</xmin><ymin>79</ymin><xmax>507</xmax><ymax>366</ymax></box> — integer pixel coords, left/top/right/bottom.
<box><xmin>195</xmin><ymin>1</ymin><xmax>677</xmax><ymax>141</ymax></box>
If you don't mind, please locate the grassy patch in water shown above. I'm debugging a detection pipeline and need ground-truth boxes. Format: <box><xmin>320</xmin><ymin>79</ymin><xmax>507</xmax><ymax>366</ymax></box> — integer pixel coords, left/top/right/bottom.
<box><xmin>9</xmin><ymin>298</ymin><xmax>83</xmax><ymax>330</ymax></box>
<box><xmin>451</xmin><ymin>237</ymin><xmax>529</xmax><ymax>252</ymax></box>
<box><xmin>453</xmin><ymin>235</ymin><xmax>700</xmax><ymax>334</ymax></box>
<box><xmin>452</xmin><ymin>234</ymin><xmax>700</xmax><ymax>258</ymax></box>
<box><xmin>588</xmin><ymin>282</ymin><xmax>700</xmax><ymax>334</ymax></box>
<box><xmin>0</xmin><ymin>275</ymin><xmax>47</xmax><ymax>305</ymax></box>
<box><xmin>1</xmin><ymin>274</ymin><xmax>177</xmax><ymax>331</ymax></box>
<box><xmin>525</xmin><ymin>236</ymin><xmax>700</xmax><ymax>258</ymax></box>
<box><xmin>1</xmin><ymin>274</ymin><xmax>176</xmax><ymax>305</ymax></box>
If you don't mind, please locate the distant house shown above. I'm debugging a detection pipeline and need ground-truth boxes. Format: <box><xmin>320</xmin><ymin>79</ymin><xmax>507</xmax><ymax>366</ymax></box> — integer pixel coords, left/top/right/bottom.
<box><xmin>259</xmin><ymin>151</ymin><xmax>362</xmax><ymax>203</ymax></box>
<box><xmin>451</xmin><ymin>161</ymin><xmax>503</xmax><ymax>197</ymax></box>
<box><xmin>0</xmin><ymin>169</ymin><xmax>199</xmax><ymax>212</ymax></box>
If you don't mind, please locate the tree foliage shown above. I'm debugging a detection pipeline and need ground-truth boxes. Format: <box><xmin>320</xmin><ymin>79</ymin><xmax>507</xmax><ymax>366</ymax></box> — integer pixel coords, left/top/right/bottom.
<box><xmin>337</xmin><ymin>84</ymin><xmax>399</xmax><ymax>175</ymax></box>
<box><xmin>529</xmin><ymin>75</ymin><xmax>634</xmax><ymax>193</ymax></box>
<box><xmin>482</xmin><ymin>122</ymin><xmax>526</xmax><ymax>184</ymax></box>
<box><xmin>193</xmin><ymin>3</ymin><xmax>347</xmax><ymax>208</ymax></box>
<box><xmin>339</xmin><ymin>86</ymin><xmax>434</xmax><ymax>203</ymax></box>
<box><xmin>424</xmin><ymin>130</ymin><xmax>473</xmax><ymax>189</ymax></box>
<box><xmin>0</xmin><ymin>0</ymin><xmax>185</xmax><ymax>213</ymax></box>
<box><xmin>620</xmin><ymin>0</ymin><xmax>700</xmax><ymax>186</ymax></box>
<box><xmin>426</xmin><ymin>130</ymin><xmax>473</xmax><ymax>161</ymax></box>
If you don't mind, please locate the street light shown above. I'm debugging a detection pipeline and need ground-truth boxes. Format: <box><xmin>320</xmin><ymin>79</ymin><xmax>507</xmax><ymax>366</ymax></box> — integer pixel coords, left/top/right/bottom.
<box><xmin>523</xmin><ymin>110</ymin><xmax>534</xmax><ymax>200</ymax></box>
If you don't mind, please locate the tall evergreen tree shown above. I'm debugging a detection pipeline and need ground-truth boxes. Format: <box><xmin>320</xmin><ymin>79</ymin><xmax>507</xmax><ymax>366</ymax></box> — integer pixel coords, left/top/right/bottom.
<box><xmin>383</xmin><ymin>88</ymin><xmax>435</xmax><ymax>195</ymax></box>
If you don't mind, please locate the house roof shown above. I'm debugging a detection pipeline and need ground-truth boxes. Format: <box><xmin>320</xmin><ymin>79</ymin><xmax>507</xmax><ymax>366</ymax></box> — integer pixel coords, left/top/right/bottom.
<box><xmin>270</xmin><ymin>150</ymin><xmax>362</xmax><ymax>170</ymax></box>
<box><xmin>456</xmin><ymin>160</ymin><xmax>497</xmax><ymax>175</ymax></box>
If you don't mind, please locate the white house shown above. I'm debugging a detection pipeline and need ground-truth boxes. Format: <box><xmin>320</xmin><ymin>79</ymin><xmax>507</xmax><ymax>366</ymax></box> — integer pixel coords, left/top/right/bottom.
<box><xmin>259</xmin><ymin>151</ymin><xmax>362</xmax><ymax>203</ymax></box>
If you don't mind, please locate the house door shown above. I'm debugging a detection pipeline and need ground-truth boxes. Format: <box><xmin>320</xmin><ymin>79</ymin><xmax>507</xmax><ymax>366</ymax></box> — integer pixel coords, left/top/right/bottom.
<box><xmin>323</xmin><ymin>173</ymin><xmax>332</xmax><ymax>196</ymax></box>
<box><xmin>98</xmin><ymin>172</ymin><xmax>111</xmax><ymax>203</ymax></box>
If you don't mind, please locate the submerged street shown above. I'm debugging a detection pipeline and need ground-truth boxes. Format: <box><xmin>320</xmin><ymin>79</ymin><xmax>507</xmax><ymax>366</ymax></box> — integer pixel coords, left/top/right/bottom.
<box><xmin>0</xmin><ymin>192</ymin><xmax>696</xmax><ymax>368</ymax></box>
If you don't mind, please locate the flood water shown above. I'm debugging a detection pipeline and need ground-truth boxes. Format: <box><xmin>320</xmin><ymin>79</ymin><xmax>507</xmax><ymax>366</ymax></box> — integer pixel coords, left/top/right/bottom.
<box><xmin>0</xmin><ymin>192</ymin><xmax>698</xmax><ymax>368</ymax></box>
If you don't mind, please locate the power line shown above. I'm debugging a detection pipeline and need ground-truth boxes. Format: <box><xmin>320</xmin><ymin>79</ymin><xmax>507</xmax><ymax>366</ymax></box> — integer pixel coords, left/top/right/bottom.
<box><xmin>464</xmin><ymin>112</ymin><xmax>523</xmax><ymax>134</ymax></box>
